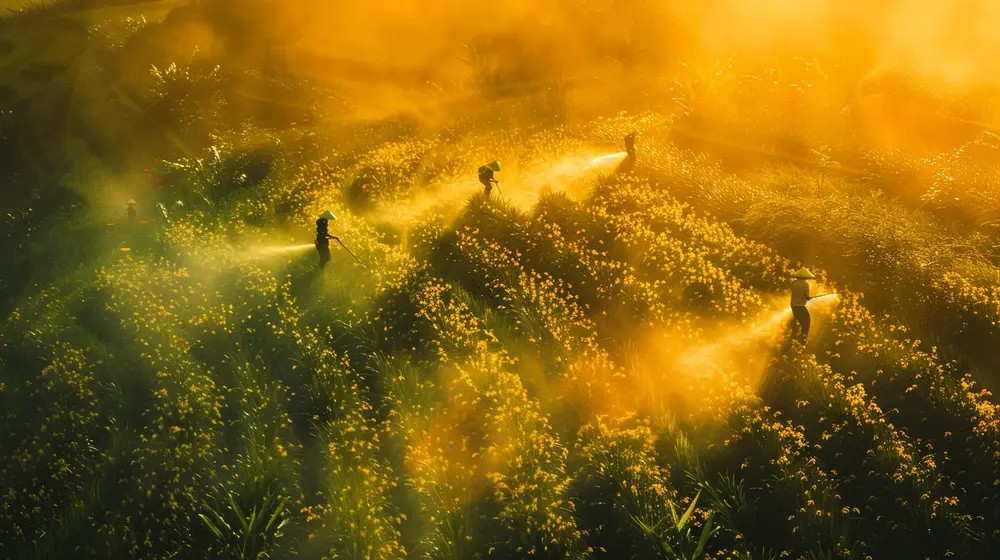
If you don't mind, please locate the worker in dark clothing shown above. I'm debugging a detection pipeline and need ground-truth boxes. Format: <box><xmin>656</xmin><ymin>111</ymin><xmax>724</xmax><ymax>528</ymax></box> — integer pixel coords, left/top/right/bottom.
<box><xmin>790</xmin><ymin>267</ymin><xmax>815</xmax><ymax>342</ymax></box>
<box><xmin>127</xmin><ymin>199</ymin><xmax>137</xmax><ymax>220</ymax></box>
<box><xmin>616</xmin><ymin>132</ymin><xmax>637</xmax><ymax>175</ymax></box>
<box><xmin>315</xmin><ymin>210</ymin><xmax>339</xmax><ymax>268</ymax></box>
<box><xmin>478</xmin><ymin>160</ymin><xmax>500</xmax><ymax>200</ymax></box>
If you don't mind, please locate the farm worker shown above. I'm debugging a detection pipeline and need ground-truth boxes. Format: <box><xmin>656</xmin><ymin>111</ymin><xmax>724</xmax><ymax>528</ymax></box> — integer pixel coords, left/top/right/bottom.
<box><xmin>478</xmin><ymin>160</ymin><xmax>500</xmax><ymax>199</ymax></box>
<box><xmin>616</xmin><ymin>132</ymin><xmax>637</xmax><ymax>175</ymax></box>
<box><xmin>127</xmin><ymin>199</ymin><xmax>137</xmax><ymax>220</ymax></box>
<box><xmin>315</xmin><ymin>210</ymin><xmax>339</xmax><ymax>268</ymax></box>
<box><xmin>790</xmin><ymin>267</ymin><xmax>816</xmax><ymax>342</ymax></box>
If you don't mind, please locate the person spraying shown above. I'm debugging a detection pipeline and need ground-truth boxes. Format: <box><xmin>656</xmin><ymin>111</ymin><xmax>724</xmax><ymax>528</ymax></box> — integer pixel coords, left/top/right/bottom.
<box><xmin>789</xmin><ymin>267</ymin><xmax>836</xmax><ymax>342</ymax></box>
<box><xmin>478</xmin><ymin>160</ymin><xmax>500</xmax><ymax>200</ymax></box>
<box><xmin>314</xmin><ymin>210</ymin><xmax>368</xmax><ymax>269</ymax></box>
<box><xmin>127</xmin><ymin>199</ymin><xmax>138</xmax><ymax>220</ymax></box>
<box><xmin>615</xmin><ymin>131</ymin><xmax>637</xmax><ymax>175</ymax></box>
<box><xmin>315</xmin><ymin>210</ymin><xmax>339</xmax><ymax>268</ymax></box>
<box><xmin>789</xmin><ymin>267</ymin><xmax>816</xmax><ymax>342</ymax></box>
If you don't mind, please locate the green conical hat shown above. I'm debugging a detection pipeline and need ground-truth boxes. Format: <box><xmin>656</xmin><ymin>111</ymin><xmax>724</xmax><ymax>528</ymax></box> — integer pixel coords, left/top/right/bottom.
<box><xmin>486</xmin><ymin>160</ymin><xmax>500</xmax><ymax>172</ymax></box>
<box><xmin>318</xmin><ymin>210</ymin><xmax>337</xmax><ymax>221</ymax></box>
<box><xmin>793</xmin><ymin>267</ymin><xmax>816</xmax><ymax>279</ymax></box>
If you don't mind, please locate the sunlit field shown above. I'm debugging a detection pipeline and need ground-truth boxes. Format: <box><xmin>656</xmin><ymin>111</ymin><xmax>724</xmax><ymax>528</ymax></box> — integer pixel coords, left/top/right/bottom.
<box><xmin>3</xmin><ymin>1</ymin><xmax>1000</xmax><ymax>559</ymax></box>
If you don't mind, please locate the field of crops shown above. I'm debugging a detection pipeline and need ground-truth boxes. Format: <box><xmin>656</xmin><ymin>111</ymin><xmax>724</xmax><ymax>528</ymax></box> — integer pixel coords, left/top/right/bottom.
<box><xmin>3</xmin><ymin>2</ymin><xmax>1000</xmax><ymax>559</ymax></box>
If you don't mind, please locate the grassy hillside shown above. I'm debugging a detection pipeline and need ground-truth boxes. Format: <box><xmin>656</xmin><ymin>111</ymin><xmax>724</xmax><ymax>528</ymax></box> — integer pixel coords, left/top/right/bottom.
<box><xmin>2</xmin><ymin>2</ymin><xmax>1000</xmax><ymax>559</ymax></box>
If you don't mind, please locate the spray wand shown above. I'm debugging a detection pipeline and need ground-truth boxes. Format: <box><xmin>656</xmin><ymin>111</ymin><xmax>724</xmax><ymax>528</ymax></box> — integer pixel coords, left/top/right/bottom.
<box><xmin>810</xmin><ymin>293</ymin><xmax>837</xmax><ymax>301</ymax></box>
<box><xmin>492</xmin><ymin>180</ymin><xmax>505</xmax><ymax>202</ymax></box>
<box><xmin>334</xmin><ymin>237</ymin><xmax>369</xmax><ymax>270</ymax></box>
